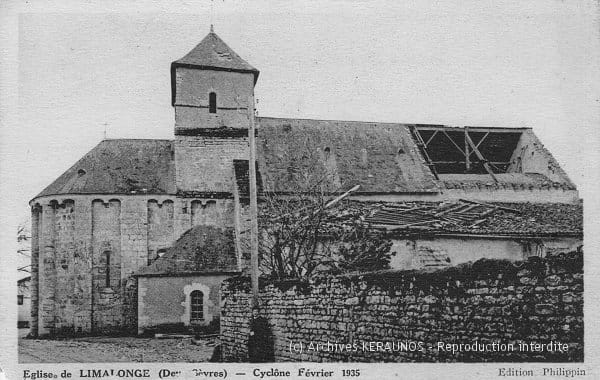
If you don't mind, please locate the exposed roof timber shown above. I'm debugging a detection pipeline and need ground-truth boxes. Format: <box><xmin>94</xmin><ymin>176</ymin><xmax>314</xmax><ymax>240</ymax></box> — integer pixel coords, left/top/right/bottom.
<box><xmin>441</xmin><ymin>130</ymin><xmax>467</xmax><ymax>156</ymax></box>
<box><xmin>431</xmin><ymin>161</ymin><xmax>509</xmax><ymax>166</ymax></box>
<box><xmin>416</xmin><ymin>125</ymin><xmax>530</xmax><ymax>133</ymax></box>
<box><xmin>465</xmin><ymin>132</ymin><xmax>499</xmax><ymax>183</ymax></box>
<box><xmin>467</xmin><ymin>131</ymin><xmax>490</xmax><ymax>162</ymax></box>
<box><xmin>424</xmin><ymin>130</ymin><xmax>439</xmax><ymax>147</ymax></box>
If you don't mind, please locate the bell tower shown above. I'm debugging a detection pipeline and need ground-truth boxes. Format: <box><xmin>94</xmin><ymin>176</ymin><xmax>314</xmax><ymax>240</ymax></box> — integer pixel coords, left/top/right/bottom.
<box><xmin>172</xmin><ymin>29</ymin><xmax>260</xmax><ymax>194</ymax></box>
<box><xmin>171</xmin><ymin>27</ymin><xmax>259</xmax><ymax>131</ymax></box>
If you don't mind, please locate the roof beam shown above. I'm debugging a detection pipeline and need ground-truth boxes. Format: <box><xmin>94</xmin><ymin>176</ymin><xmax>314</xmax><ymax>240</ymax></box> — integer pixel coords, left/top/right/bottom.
<box><xmin>465</xmin><ymin>132</ymin><xmax>498</xmax><ymax>183</ymax></box>
<box><xmin>424</xmin><ymin>130</ymin><xmax>439</xmax><ymax>148</ymax></box>
<box><xmin>431</xmin><ymin>161</ymin><xmax>509</xmax><ymax>165</ymax></box>
<box><xmin>466</xmin><ymin>131</ymin><xmax>490</xmax><ymax>162</ymax></box>
<box><xmin>442</xmin><ymin>130</ymin><xmax>467</xmax><ymax>156</ymax></box>
<box><xmin>465</xmin><ymin>127</ymin><xmax>470</xmax><ymax>171</ymax></box>
<box><xmin>416</xmin><ymin>125</ymin><xmax>529</xmax><ymax>133</ymax></box>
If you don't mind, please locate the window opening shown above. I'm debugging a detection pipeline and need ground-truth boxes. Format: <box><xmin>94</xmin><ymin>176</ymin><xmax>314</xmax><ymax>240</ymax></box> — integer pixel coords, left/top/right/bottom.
<box><xmin>105</xmin><ymin>251</ymin><xmax>111</xmax><ymax>288</ymax></box>
<box><xmin>209</xmin><ymin>92</ymin><xmax>217</xmax><ymax>113</ymax></box>
<box><xmin>190</xmin><ymin>290</ymin><xmax>204</xmax><ymax>323</ymax></box>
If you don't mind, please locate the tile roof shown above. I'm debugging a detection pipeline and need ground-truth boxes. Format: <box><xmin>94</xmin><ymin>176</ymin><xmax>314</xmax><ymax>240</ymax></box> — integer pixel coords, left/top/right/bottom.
<box><xmin>172</xmin><ymin>31</ymin><xmax>259</xmax><ymax>77</ymax></box>
<box><xmin>256</xmin><ymin>117</ymin><xmax>439</xmax><ymax>194</ymax></box>
<box><xmin>135</xmin><ymin>225</ymin><xmax>238</xmax><ymax>276</ymax></box>
<box><xmin>440</xmin><ymin>173</ymin><xmax>576</xmax><ymax>191</ymax></box>
<box><xmin>32</xmin><ymin>122</ymin><xmax>576</xmax><ymax>200</ymax></box>
<box><xmin>34</xmin><ymin>139</ymin><xmax>175</xmax><ymax>199</ymax></box>
<box><xmin>358</xmin><ymin>200</ymin><xmax>583</xmax><ymax>237</ymax></box>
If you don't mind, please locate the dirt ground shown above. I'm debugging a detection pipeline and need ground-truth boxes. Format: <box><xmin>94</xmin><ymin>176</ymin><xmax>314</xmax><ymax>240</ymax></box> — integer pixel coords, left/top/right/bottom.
<box><xmin>18</xmin><ymin>329</ymin><xmax>217</xmax><ymax>363</ymax></box>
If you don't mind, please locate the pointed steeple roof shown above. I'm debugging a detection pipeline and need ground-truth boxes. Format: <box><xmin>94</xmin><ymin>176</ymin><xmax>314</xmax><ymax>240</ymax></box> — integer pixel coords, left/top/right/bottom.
<box><xmin>170</xmin><ymin>29</ymin><xmax>259</xmax><ymax>105</ymax></box>
<box><xmin>172</xmin><ymin>29</ymin><xmax>259</xmax><ymax>78</ymax></box>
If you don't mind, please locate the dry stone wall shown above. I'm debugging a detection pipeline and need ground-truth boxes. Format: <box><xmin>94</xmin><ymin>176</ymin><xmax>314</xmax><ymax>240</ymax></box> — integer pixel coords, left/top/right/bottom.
<box><xmin>220</xmin><ymin>251</ymin><xmax>583</xmax><ymax>362</ymax></box>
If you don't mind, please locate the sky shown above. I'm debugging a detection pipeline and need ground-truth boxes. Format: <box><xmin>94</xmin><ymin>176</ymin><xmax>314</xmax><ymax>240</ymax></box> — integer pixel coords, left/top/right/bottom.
<box><xmin>0</xmin><ymin>0</ymin><xmax>599</xmax><ymax>366</ymax></box>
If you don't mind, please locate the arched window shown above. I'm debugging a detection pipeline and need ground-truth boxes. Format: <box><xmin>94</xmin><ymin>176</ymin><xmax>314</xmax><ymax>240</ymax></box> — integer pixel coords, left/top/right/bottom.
<box><xmin>209</xmin><ymin>92</ymin><xmax>217</xmax><ymax>114</ymax></box>
<box><xmin>190</xmin><ymin>290</ymin><xmax>204</xmax><ymax>323</ymax></box>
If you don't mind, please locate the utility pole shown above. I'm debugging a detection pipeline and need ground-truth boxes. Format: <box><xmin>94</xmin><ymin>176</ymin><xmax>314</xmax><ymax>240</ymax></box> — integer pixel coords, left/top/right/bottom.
<box><xmin>248</xmin><ymin>95</ymin><xmax>259</xmax><ymax>307</ymax></box>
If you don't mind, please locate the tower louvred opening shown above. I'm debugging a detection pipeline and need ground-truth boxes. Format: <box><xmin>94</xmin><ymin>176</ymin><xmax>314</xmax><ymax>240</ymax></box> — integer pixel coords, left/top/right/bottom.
<box><xmin>413</xmin><ymin>125</ymin><xmax>523</xmax><ymax>175</ymax></box>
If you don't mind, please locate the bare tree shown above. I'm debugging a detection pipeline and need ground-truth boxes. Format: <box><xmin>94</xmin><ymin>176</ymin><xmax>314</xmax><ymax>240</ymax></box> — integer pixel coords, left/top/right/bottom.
<box><xmin>256</xmin><ymin>182</ymin><xmax>393</xmax><ymax>281</ymax></box>
<box><xmin>17</xmin><ymin>219</ymin><xmax>32</xmax><ymax>273</ymax></box>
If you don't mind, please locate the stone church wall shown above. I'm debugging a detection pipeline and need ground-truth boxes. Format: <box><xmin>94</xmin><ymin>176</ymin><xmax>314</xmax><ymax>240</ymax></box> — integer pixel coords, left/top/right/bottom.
<box><xmin>220</xmin><ymin>251</ymin><xmax>583</xmax><ymax>362</ymax></box>
<box><xmin>30</xmin><ymin>193</ymin><xmax>239</xmax><ymax>336</ymax></box>
<box><xmin>175</xmin><ymin>135</ymin><xmax>249</xmax><ymax>193</ymax></box>
<box><xmin>91</xmin><ymin>199</ymin><xmax>122</xmax><ymax>332</ymax></box>
<box><xmin>147</xmin><ymin>200</ymin><xmax>175</xmax><ymax>265</ymax></box>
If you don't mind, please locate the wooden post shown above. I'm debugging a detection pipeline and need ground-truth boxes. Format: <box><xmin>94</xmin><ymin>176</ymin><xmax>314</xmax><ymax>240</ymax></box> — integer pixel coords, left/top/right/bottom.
<box><xmin>465</xmin><ymin>131</ymin><xmax>498</xmax><ymax>183</ymax></box>
<box><xmin>248</xmin><ymin>95</ymin><xmax>260</xmax><ymax>307</ymax></box>
<box><xmin>464</xmin><ymin>127</ymin><xmax>470</xmax><ymax>172</ymax></box>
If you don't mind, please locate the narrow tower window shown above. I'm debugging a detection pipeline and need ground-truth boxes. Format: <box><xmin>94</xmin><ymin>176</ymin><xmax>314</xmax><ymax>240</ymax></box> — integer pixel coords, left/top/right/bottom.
<box><xmin>209</xmin><ymin>92</ymin><xmax>217</xmax><ymax>113</ymax></box>
<box><xmin>104</xmin><ymin>251</ymin><xmax>111</xmax><ymax>288</ymax></box>
<box><xmin>190</xmin><ymin>290</ymin><xmax>204</xmax><ymax>323</ymax></box>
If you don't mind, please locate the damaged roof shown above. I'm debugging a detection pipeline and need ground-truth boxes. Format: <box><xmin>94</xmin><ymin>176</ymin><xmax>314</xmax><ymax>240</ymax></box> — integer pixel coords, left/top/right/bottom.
<box><xmin>33</xmin><ymin>139</ymin><xmax>175</xmax><ymax>200</ymax></box>
<box><xmin>358</xmin><ymin>200</ymin><xmax>583</xmax><ymax>237</ymax></box>
<box><xmin>32</xmin><ymin>121</ymin><xmax>576</xmax><ymax>200</ymax></box>
<box><xmin>440</xmin><ymin>173</ymin><xmax>576</xmax><ymax>191</ymax></box>
<box><xmin>135</xmin><ymin>225</ymin><xmax>238</xmax><ymax>276</ymax></box>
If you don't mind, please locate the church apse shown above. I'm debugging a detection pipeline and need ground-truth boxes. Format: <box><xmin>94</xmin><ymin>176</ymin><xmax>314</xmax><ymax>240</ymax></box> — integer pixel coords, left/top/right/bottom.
<box><xmin>91</xmin><ymin>199</ymin><xmax>122</xmax><ymax>333</ymax></box>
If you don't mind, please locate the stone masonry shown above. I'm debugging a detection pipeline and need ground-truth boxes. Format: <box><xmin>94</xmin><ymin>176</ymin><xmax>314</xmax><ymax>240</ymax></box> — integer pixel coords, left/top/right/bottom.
<box><xmin>220</xmin><ymin>251</ymin><xmax>583</xmax><ymax>362</ymax></box>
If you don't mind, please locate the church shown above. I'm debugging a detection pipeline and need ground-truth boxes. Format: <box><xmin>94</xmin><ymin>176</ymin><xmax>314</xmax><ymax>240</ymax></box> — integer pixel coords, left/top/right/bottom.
<box><xmin>28</xmin><ymin>29</ymin><xmax>581</xmax><ymax>336</ymax></box>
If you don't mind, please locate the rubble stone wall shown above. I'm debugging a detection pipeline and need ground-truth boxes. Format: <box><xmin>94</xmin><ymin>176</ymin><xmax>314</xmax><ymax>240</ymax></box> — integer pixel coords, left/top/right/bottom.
<box><xmin>220</xmin><ymin>251</ymin><xmax>583</xmax><ymax>362</ymax></box>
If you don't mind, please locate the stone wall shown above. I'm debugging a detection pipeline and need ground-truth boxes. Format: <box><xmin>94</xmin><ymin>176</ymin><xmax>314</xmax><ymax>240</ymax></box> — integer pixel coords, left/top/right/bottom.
<box><xmin>91</xmin><ymin>199</ymin><xmax>122</xmax><ymax>332</ymax></box>
<box><xmin>389</xmin><ymin>236</ymin><xmax>582</xmax><ymax>270</ymax></box>
<box><xmin>173</xmin><ymin>69</ymin><xmax>254</xmax><ymax>130</ymax></box>
<box><xmin>30</xmin><ymin>193</ymin><xmax>240</xmax><ymax>337</ymax></box>
<box><xmin>174</xmin><ymin>135</ymin><xmax>249</xmax><ymax>192</ymax></box>
<box><xmin>220</xmin><ymin>251</ymin><xmax>583</xmax><ymax>362</ymax></box>
<box><xmin>147</xmin><ymin>200</ymin><xmax>175</xmax><ymax>264</ymax></box>
<box><xmin>508</xmin><ymin>129</ymin><xmax>575</xmax><ymax>187</ymax></box>
<box><xmin>137</xmin><ymin>274</ymin><xmax>231</xmax><ymax>335</ymax></box>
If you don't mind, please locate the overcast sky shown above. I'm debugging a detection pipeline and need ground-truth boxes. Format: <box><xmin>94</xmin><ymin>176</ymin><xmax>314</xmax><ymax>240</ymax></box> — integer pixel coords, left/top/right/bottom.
<box><xmin>2</xmin><ymin>0</ymin><xmax>600</xmax><ymax>268</ymax></box>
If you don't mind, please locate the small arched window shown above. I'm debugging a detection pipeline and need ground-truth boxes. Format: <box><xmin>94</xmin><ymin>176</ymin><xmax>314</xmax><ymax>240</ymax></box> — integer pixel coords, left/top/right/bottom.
<box><xmin>209</xmin><ymin>92</ymin><xmax>217</xmax><ymax>114</ymax></box>
<box><xmin>190</xmin><ymin>290</ymin><xmax>204</xmax><ymax>323</ymax></box>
